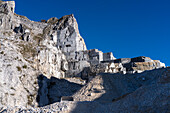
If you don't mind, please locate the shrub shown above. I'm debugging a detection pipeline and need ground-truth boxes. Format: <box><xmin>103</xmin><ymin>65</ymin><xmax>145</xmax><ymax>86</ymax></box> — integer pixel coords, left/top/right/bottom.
<box><xmin>27</xmin><ymin>95</ymin><xmax>34</xmax><ymax>105</ymax></box>
<box><xmin>34</xmin><ymin>81</ymin><xmax>38</xmax><ymax>85</ymax></box>
<box><xmin>41</xmin><ymin>19</ymin><xmax>47</xmax><ymax>23</ymax></box>
<box><xmin>7</xmin><ymin>64</ymin><xmax>11</xmax><ymax>67</ymax></box>
<box><xmin>22</xmin><ymin>65</ymin><xmax>27</xmax><ymax>69</ymax></box>
<box><xmin>10</xmin><ymin>87</ymin><xmax>15</xmax><ymax>90</ymax></box>
<box><xmin>19</xmin><ymin>37</ymin><xmax>23</xmax><ymax>40</ymax></box>
<box><xmin>16</xmin><ymin>66</ymin><xmax>22</xmax><ymax>71</ymax></box>
<box><xmin>11</xmin><ymin>94</ymin><xmax>15</xmax><ymax>96</ymax></box>
<box><xmin>18</xmin><ymin>43</ymin><xmax>37</xmax><ymax>57</ymax></box>
<box><xmin>33</xmin><ymin>34</ymin><xmax>43</xmax><ymax>44</ymax></box>
<box><xmin>0</xmin><ymin>51</ymin><xmax>4</xmax><ymax>54</ymax></box>
<box><xmin>14</xmin><ymin>57</ymin><xmax>18</xmax><ymax>60</ymax></box>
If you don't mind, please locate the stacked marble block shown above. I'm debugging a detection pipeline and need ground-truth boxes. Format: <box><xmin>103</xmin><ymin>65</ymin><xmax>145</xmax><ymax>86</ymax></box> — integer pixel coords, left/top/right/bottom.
<box><xmin>65</xmin><ymin>49</ymin><xmax>117</xmax><ymax>77</ymax></box>
<box><xmin>100</xmin><ymin>56</ymin><xmax>165</xmax><ymax>74</ymax></box>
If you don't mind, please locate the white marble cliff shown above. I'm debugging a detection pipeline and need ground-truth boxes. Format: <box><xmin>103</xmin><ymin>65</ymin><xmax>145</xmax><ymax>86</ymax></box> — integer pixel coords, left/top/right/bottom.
<box><xmin>0</xmin><ymin>1</ymin><xmax>168</xmax><ymax>112</ymax></box>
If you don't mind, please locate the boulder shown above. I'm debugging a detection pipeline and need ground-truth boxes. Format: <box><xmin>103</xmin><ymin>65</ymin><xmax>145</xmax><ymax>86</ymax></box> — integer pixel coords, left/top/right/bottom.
<box><xmin>61</xmin><ymin>96</ymin><xmax>74</xmax><ymax>101</ymax></box>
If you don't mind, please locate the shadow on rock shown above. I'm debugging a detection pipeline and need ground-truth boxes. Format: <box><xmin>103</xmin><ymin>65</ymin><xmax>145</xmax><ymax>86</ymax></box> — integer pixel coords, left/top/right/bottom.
<box><xmin>36</xmin><ymin>74</ymin><xmax>83</xmax><ymax>107</ymax></box>
<box><xmin>70</xmin><ymin>68</ymin><xmax>169</xmax><ymax>112</ymax></box>
<box><xmin>93</xmin><ymin>68</ymin><xmax>167</xmax><ymax>102</ymax></box>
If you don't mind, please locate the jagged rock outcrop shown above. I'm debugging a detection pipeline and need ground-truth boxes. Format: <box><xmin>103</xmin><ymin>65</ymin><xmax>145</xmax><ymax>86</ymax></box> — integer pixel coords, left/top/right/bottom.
<box><xmin>0</xmin><ymin>1</ymin><xmax>68</xmax><ymax>79</ymax></box>
<box><xmin>99</xmin><ymin>56</ymin><xmax>166</xmax><ymax>74</ymax></box>
<box><xmin>0</xmin><ymin>1</ymin><xmax>168</xmax><ymax>111</ymax></box>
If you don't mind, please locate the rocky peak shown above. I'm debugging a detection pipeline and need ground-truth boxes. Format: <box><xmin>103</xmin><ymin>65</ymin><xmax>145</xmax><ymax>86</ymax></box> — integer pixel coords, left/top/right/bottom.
<box><xmin>0</xmin><ymin>1</ymin><xmax>15</xmax><ymax>14</ymax></box>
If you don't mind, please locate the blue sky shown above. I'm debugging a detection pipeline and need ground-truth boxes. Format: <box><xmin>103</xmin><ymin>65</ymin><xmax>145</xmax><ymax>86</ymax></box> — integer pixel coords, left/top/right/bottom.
<box><xmin>11</xmin><ymin>0</ymin><xmax>170</xmax><ymax>65</ymax></box>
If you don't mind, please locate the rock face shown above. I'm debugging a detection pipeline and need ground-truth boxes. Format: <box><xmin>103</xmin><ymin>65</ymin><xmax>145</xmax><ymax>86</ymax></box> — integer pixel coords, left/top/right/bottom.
<box><xmin>0</xmin><ymin>38</ymin><xmax>39</xmax><ymax>107</ymax></box>
<box><xmin>73</xmin><ymin>67</ymin><xmax>169</xmax><ymax>102</ymax></box>
<box><xmin>0</xmin><ymin>67</ymin><xmax>169</xmax><ymax>112</ymax></box>
<box><xmin>0</xmin><ymin>1</ymin><xmax>165</xmax><ymax>79</ymax></box>
<box><xmin>0</xmin><ymin>1</ymin><xmax>168</xmax><ymax>112</ymax></box>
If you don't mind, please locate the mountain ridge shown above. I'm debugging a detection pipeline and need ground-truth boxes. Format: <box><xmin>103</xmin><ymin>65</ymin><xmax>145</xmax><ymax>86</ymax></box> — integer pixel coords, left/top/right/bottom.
<box><xmin>0</xmin><ymin>1</ymin><xmax>169</xmax><ymax>112</ymax></box>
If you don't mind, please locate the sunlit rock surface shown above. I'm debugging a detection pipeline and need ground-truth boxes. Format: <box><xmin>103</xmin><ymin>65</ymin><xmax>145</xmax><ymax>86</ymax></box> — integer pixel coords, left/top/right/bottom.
<box><xmin>0</xmin><ymin>1</ymin><xmax>169</xmax><ymax>112</ymax></box>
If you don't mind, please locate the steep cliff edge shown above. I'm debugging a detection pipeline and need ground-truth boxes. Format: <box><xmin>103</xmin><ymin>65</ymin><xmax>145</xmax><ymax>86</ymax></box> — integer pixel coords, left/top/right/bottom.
<box><xmin>0</xmin><ymin>1</ymin><xmax>168</xmax><ymax>111</ymax></box>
